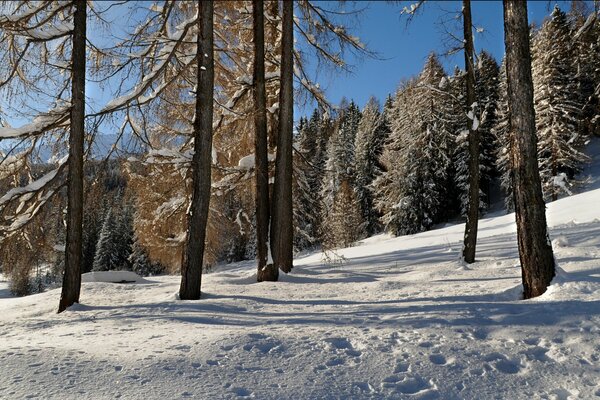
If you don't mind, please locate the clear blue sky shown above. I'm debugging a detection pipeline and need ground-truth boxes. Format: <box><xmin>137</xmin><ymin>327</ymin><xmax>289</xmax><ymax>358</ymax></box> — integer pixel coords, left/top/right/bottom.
<box><xmin>298</xmin><ymin>0</ymin><xmax>586</xmax><ymax>116</ymax></box>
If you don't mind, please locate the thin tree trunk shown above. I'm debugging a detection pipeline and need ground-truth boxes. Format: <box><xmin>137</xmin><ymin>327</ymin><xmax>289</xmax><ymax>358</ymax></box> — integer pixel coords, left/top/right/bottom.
<box><xmin>462</xmin><ymin>0</ymin><xmax>479</xmax><ymax>264</ymax></box>
<box><xmin>179</xmin><ymin>0</ymin><xmax>214</xmax><ymax>300</ymax></box>
<box><xmin>254</xmin><ymin>0</ymin><xmax>278</xmax><ymax>282</ymax></box>
<box><xmin>58</xmin><ymin>0</ymin><xmax>86</xmax><ymax>314</ymax></box>
<box><xmin>503</xmin><ymin>0</ymin><xmax>556</xmax><ymax>299</ymax></box>
<box><xmin>270</xmin><ymin>0</ymin><xmax>293</xmax><ymax>274</ymax></box>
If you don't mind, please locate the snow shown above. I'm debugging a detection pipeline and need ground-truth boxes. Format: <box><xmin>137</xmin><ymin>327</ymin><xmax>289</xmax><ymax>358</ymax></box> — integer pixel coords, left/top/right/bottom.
<box><xmin>1</xmin><ymin>188</ymin><xmax>600</xmax><ymax>398</ymax></box>
<box><xmin>81</xmin><ymin>271</ymin><xmax>145</xmax><ymax>284</ymax></box>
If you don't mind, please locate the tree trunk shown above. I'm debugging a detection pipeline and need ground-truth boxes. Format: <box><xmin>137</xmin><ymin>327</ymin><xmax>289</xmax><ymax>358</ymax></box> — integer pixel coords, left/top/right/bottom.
<box><xmin>503</xmin><ymin>0</ymin><xmax>556</xmax><ymax>299</ymax></box>
<box><xmin>254</xmin><ymin>0</ymin><xmax>278</xmax><ymax>282</ymax></box>
<box><xmin>270</xmin><ymin>0</ymin><xmax>293</xmax><ymax>274</ymax></box>
<box><xmin>58</xmin><ymin>0</ymin><xmax>86</xmax><ymax>314</ymax></box>
<box><xmin>179</xmin><ymin>0</ymin><xmax>214</xmax><ymax>300</ymax></box>
<box><xmin>462</xmin><ymin>0</ymin><xmax>479</xmax><ymax>264</ymax></box>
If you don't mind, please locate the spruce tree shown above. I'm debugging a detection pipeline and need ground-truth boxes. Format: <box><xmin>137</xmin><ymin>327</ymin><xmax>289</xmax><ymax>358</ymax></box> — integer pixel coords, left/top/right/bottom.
<box><xmin>532</xmin><ymin>6</ymin><xmax>586</xmax><ymax>201</ymax></box>
<box><xmin>376</xmin><ymin>54</ymin><xmax>455</xmax><ymax>235</ymax></box>
<box><xmin>93</xmin><ymin>208</ymin><xmax>121</xmax><ymax>272</ymax></box>
<box><xmin>494</xmin><ymin>60</ymin><xmax>514</xmax><ymax>211</ymax></box>
<box><xmin>323</xmin><ymin>180</ymin><xmax>364</xmax><ymax>249</ymax></box>
<box><xmin>354</xmin><ymin>97</ymin><xmax>389</xmax><ymax>235</ymax></box>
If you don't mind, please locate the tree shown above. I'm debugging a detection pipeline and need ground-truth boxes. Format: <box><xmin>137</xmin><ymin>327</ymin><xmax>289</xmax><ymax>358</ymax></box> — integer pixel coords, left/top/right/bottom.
<box><xmin>253</xmin><ymin>0</ymin><xmax>277</xmax><ymax>282</ymax></box>
<box><xmin>323</xmin><ymin>179</ymin><xmax>363</xmax><ymax>249</ymax></box>
<box><xmin>59</xmin><ymin>0</ymin><xmax>86</xmax><ymax>313</ymax></box>
<box><xmin>475</xmin><ymin>51</ymin><xmax>501</xmax><ymax>206</ymax></box>
<box><xmin>179</xmin><ymin>1</ymin><xmax>214</xmax><ymax>300</ymax></box>
<box><xmin>375</xmin><ymin>55</ymin><xmax>455</xmax><ymax>235</ymax></box>
<box><xmin>270</xmin><ymin>0</ymin><xmax>293</xmax><ymax>274</ymax></box>
<box><xmin>461</xmin><ymin>0</ymin><xmax>480</xmax><ymax>264</ymax></box>
<box><xmin>532</xmin><ymin>6</ymin><xmax>586</xmax><ymax>201</ymax></box>
<box><xmin>503</xmin><ymin>0</ymin><xmax>556</xmax><ymax>299</ymax></box>
<box><xmin>494</xmin><ymin>60</ymin><xmax>514</xmax><ymax>211</ymax></box>
<box><xmin>92</xmin><ymin>208</ymin><xmax>121</xmax><ymax>272</ymax></box>
<box><xmin>354</xmin><ymin>97</ymin><xmax>388</xmax><ymax>236</ymax></box>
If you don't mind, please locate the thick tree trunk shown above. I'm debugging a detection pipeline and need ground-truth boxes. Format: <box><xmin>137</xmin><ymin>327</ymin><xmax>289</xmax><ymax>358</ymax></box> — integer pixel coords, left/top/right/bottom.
<box><xmin>503</xmin><ymin>0</ymin><xmax>556</xmax><ymax>299</ymax></box>
<box><xmin>179</xmin><ymin>1</ymin><xmax>214</xmax><ymax>300</ymax></box>
<box><xmin>462</xmin><ymin>0</ymin><xmax>479</xmax><ymax>264</ymax></box>
<box><xmin>58</xmin><ymin>0</ymin><xmax>86</xmax><ymax>314</ymax></box>
<box><xmin>254</xmin><ymin>0</ymin><xmax>278</xmax><ymax>282</ymax></box>
<box><xmin>270</xmin><ymin>0</ymin><xmax>293</xmax><ymax>274</ymax></box>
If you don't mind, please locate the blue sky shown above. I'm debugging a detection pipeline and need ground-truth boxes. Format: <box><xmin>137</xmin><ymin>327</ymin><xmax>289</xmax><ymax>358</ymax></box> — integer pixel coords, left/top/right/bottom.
<box><xmin>298</xmin><ymin>0</ymin><xmax>584</xmax><ymax>116</ymax></box>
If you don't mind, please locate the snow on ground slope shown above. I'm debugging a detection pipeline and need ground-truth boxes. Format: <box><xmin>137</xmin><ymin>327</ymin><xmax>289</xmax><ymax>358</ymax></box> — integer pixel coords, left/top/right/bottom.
<box><xmin>1</xmin><ymin>190</ymin><xmax>600</xmax><ymax>399</ymax></box>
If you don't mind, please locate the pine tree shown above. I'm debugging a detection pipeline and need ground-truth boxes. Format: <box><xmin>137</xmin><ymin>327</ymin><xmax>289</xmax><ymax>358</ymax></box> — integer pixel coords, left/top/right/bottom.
<box><xmin>532</xmin><ymin>6</ymin><xmax>586</xmax><ymax>201</ymax></box>
<box><xmin>354</xmin><ymin>97</ymin><xmax>389</xmax><ymax>235</ymax></box>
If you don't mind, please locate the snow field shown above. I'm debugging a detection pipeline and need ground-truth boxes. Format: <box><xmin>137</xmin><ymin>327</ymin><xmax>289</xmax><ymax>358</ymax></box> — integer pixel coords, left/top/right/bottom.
<box><xmin>0</xmin><ymin>189</ymin><xmax>599</xmax><ymax>399</ymax></box>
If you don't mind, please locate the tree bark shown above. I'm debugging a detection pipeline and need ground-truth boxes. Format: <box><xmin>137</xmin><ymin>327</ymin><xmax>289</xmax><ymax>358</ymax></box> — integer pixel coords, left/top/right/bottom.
<box><xmin>270</xmin><ymin>0</ymin><xmax>293</xmax><ymax>274</ymax></box>
<box><xmin>179</xmin><ymin>0</ymin><xmax>214</xmax><ymax>300</ymax></box>
<box><xmin>462</xmin><ymin>0</ymin><xmax>479</xmax><ymax>264</ymax></box>
<box><xmin>58</xmin><ymin>0</ymin><xmax>86</xmax><ymax>313</ymax></box>
<box><xmin>254</xmin><ymin>0</ymin><xmax>278</xmax><ymax>282</ymax></box>
<box><xmin>503</xmin><ymin>0</ymin><xmax>556</xmax><ymax>299</ymax></box>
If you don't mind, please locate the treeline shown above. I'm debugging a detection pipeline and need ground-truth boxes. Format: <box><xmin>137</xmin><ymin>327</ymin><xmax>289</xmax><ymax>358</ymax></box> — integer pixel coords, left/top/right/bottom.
<box><xmin>0</xmin><ymin>1</ymin><xmax>597</xmax><ymax>306</ymax></box>
<box><xmin>294</xmin><ymin>5</ymin><xmax>600</xmax><ymax>247</ymax></box>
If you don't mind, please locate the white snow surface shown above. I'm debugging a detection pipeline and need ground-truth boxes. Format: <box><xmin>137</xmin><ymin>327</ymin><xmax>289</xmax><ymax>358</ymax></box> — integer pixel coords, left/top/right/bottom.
<box><xmin>1</xmin><ymin>189</ymin><xmax>600</xmax><ymax>398</ymax></box>
<box><xmin>81</xmin><ymin>271</ymin><xmax>145</xmax><ymax>284</ymax></box>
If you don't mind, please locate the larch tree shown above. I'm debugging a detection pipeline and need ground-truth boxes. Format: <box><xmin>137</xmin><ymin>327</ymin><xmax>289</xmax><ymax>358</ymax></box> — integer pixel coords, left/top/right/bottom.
<box><xmin>503</xmin><ymin>0</ymin><xmax>556</xmax><ymax>299</ymax></box>
<box><xmin>58</xmin><ymin>0</ymin><xmax>86</xmax><ymax>313</ymax></box>
<box><xmin>270</xmin><ymin>0</ymin><xmax>293</xmax><ymax>274</ymax></box>
<box><xmin>253</xmin><ymin>0</ymin><xmax>277</xmax><ymax>282</ymax></box>
<box><xmin>461</xmin><ymin>0</ymin><xmax>479</xmax><ymax>264</ymax></box>
<box><xmin>179</xmin><ymin>0</ymin><xmax>214</xmax><ymax>300</ymax></box>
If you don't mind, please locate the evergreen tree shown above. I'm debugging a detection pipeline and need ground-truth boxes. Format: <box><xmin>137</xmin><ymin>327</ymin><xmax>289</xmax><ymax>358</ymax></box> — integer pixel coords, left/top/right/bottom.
<box><xmin>375</xmin><ymin>54</ymin><xmax>455</xmax><ymax>235</ymax></box>
<box><xmin>321</xmin><ymin>100</ymin><xmax>361</xmax><ymax>213</ymax></box>
<box><xmin>129</xmin><ymin>235</ymin><xmax>165</xmax><ymax>277</ymax></box>
<box><xmin>494</xmin><ymin>60</ymin><xmax>514</xmax><ymax>211</ymax></box>
<box><xmin>475</xmin><ymin>51</ymin><xmax>501</xmax><ymax>206</ymax></box>
<box><xmin>532</xmin><ymin>6</ymin><xmax>587</xmax><ymax>201</ymax></box>
<box><xmin>354</xmin><ymin>97</ymin><xmax>389</xmax><ymax>235</ymax></box>
<box><xmin>323</xmin><ymin>179</ymin><xmax>364</xmax><ymax>249</ymax></box>
<box><xmin>92</xmin><ymin>208</ymin><xmax>121</xmax><ymax>272</ymax></box>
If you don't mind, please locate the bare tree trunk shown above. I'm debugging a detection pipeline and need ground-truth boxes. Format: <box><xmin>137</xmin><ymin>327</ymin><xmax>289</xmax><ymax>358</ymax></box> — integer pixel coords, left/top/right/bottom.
<box><xmin>270</xmin><ymin>0</ymin><xmax>293</xmax><ymax>274</ymax></box>
<box><xmin>179</xmin><ymin>0</ymin><xmax>214</xmax><ymax>300</ymax></box>
<box><xmin>462</xmin><ymin>0</ymin><xmax>479</xmax><ymax>264</ymax></box>
<box><xmin>254</xmin><ymin>0</ymin><xmax>278</xmax><ymax>282</ymax></box>
<box><xmin>503</xmin><ymin>0</ymin><xmax>556</xmax><ymax>299</ymax></box>
<box><xmin>58</xmin><ymin>0</ymin><xmax>86</xmax><ymax>314</ymax></box>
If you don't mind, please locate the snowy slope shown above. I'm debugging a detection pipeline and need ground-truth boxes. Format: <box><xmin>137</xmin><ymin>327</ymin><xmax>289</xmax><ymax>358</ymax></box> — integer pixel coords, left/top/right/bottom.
<box><xmin>1</xmin><ymin>189</ymin><xmax>600</xmax><ymax>399</ymax></box>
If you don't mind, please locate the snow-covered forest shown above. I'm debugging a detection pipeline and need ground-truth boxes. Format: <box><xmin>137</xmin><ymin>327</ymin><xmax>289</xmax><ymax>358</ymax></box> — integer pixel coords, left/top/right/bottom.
<box><xmin>1</xmin><ymin>1</ymin><xmax>600</xmax><ymax>399</ymax></box>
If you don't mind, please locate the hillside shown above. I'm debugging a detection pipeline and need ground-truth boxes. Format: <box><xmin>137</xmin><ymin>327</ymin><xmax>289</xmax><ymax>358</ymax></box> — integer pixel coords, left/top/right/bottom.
<box><xmin>1</xmin><ymin>183</ymin><xmax>599</xmax><ymax>399</ymax></box>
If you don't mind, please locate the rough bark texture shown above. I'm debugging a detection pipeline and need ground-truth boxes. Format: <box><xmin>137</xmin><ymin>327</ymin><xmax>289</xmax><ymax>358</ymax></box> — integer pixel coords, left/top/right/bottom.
<box><xmin>462</xmin><ymin>0</ymin><xmax>479</xmax><ymax>264</ymax></box>
<box><xmin>58</xmin><ymin>0</ymin><xmax>86</xmax><ymax>313</ymax></box>
<box><xmin>270</xmin><ymin>0</ymin><xmax>293</xmax><ymax>274</ymax></box>
<box><xmin>503</xmin><ymin>0</ymin><xmax>556</xmax><ymax>299</ymax></box>
<box><xmin>254</xmin><ymin>0</ymin><xmax>278</xmax><ymax>282</ymax></box>
<box><xmin>179</xmin><ymin>1</ymin><xmax>214</xmax><ymax>300</ymax></box>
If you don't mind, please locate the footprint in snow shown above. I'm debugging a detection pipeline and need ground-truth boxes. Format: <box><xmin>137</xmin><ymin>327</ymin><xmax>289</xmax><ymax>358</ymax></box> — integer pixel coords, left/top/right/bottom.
<box><xmin>429</xmin><ymin>354</ymin><xmax>448</xmax><ymax>365</ymax></box>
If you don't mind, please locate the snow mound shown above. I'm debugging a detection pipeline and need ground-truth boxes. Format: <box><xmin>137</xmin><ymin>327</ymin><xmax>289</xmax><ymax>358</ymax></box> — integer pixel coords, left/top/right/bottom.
<box><xmin>81</xmin><ymin>271</ymin><xmax>145</xmax><ymax>283</ymax></box>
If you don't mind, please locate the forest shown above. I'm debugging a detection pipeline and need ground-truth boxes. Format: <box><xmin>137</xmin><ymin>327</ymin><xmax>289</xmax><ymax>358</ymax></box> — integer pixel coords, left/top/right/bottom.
<box><xmin>1</xmin><ymin>1</ymin><xmax>600</xmax><ymax>399</ymax></box>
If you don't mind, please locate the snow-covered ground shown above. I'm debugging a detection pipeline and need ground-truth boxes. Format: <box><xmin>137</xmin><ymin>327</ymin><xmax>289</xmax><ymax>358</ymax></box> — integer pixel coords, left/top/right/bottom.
<box><xmin>1</xmin><ymin>189</ymin><xmax>600</xmax><ymax>399</ymax></box>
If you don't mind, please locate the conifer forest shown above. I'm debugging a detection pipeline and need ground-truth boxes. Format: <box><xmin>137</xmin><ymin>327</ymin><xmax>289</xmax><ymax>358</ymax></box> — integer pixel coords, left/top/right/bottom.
<box><xmin>1</xmin><ymin>1</ymin><xmax>600</xmax><ymax>399</ymax></box>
